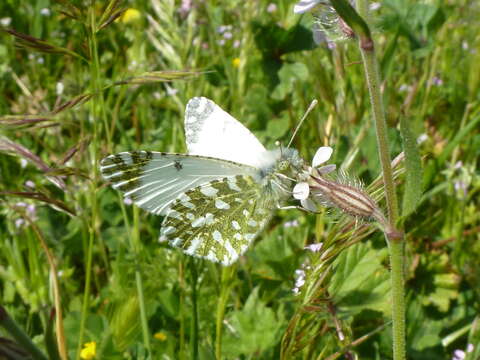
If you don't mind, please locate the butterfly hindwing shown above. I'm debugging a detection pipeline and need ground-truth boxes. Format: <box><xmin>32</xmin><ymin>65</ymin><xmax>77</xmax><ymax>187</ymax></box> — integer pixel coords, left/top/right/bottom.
<box><xmin>100</xmin><ymin>151</ymin><xmax>258</xmax><ymax>215</ymax></box>
<box><xmin>159</xmin><ymin>175</ymin><xmax>271</xmax><ymax>265</ymax></box>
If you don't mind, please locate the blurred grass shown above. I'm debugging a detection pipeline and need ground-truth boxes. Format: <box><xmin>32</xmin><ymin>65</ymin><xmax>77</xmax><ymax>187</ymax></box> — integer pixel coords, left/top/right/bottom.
<box><xmin>0</xmin><ymin>0</ymin><xmax>479</xmax><ymax>359</ymax></box>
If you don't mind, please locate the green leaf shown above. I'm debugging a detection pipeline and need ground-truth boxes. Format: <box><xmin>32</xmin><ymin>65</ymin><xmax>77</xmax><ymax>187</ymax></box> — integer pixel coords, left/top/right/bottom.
<box><xmin>271</xmin><ymin>62</ymin><xmax>309</xmax><ymax>100</ymax></box>
<box><xmin>407</xmin><ymin>299</ymin><xmax>443</xmax><ymax>351</ymax></box>
<box><xmin>328</xmin><ymin>242</ymin><xmax>390</xmax><ymax>316</ymax></box>
<box><xmin>400</xmin><ymin>116</ymin><xmax>423</xmax><ymax>217</ymax></box>
<box><xmin>222</xmin><ymin>288</ymin><xmax>285</xmax><ymax>358</ymax></box>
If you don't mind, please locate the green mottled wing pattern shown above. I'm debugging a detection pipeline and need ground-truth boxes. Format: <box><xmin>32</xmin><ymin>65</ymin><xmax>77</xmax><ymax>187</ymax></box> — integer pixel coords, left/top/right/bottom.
<box><xmin>159</xmin><ymin>174</ymin><xmax>271</xmax><ymax>265</ymax></box>
<box><xmin>100</xmin><ymin>151</ymin><xmax>256</xmax><ymax>216</ymax></box>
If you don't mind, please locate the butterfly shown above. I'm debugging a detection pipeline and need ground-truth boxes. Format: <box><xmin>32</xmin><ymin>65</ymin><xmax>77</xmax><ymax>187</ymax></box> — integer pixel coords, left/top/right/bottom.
<box><xmin>100</xmin><ymin>97</ymin><xmax>305</xmax><ymax>265</ymax></box>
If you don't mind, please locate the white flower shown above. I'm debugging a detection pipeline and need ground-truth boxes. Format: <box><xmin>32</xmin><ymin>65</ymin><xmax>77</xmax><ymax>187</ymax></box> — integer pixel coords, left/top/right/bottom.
<box><xmin>417</xmin><ymin>133</ymin><xmax>428</xmax><ymax>144</ymax></box>
<box><xmin>292</xmin><ymin>268</ymin><xmax>306</xmax><ymax>295</ymax></box>
<box><xmin>267</xmin><ymin>3</ymin><xmax>277</xmax><ymax>13</ymax></box>
<box><xmin>293</xmin><ymin>146</ymin><xmax>335</xmax><ymax>210</ymax></box>
<box><xmin>293</xmin><ymin>146</ymin><xmax>386</xmax><ymax>223</ymax></box>
<box><xmin>293</xmin><ymin>0</ymin><xmax>321</xmax><ymax>14</ymax></box>
<box><xmin>40</xmin><ymin>8</ymin><xmax>51</xmax><ymax>16</ymax></box>
<box><xmin>305</xmin><ymin>243</ymin><xmax>323</xmax><ymax>252</ymax></box>
<box><xmin>0</xmin><ymin>17</ymin><xmax>12</xmax><ymax>26</ymax></box>
<box><xmin>283</xmin><ymin>219</ymin><xmax>299</xmax><ymax>228</ymax></box>
<box><xmin>452</xmin><ymin>349</ymin><xmax>465</xmax><ymax>360</ymax></box>
<box><xmin>56</xmin><ymin>82</ymin><xmax>64</xmax><ymax>96</ymax></box>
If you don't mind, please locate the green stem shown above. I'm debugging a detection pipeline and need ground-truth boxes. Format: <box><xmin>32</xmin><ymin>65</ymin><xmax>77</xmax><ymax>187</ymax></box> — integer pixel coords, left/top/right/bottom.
<box><xmin>77</xmin><ymin>6</ymin><xmax>101</xmax><ymax>359</ymax></box>
<box><xmin>388</xmin><ymin>239</ymin><xmax>406</xmax><ymax>360</ymax></box>
<box><xmin>132</xmin><ymin>206</ymin><xmax>152</xmax><ymax>353</ymax></box>
<box><xmin>189</xmin><ymin>260</ymin><xmax>199</xmax><ymax>360</ymax></box>
<box><xmin>215</xmin><ymin>266</ymin><xmax>235</xmax><ymax>359</ymax></box>
<box><xmin>0</xmin><ymin>306</ymin><xmax>49</xmax><ymax>360</ymax></box>
<box><xmin>354</xmin><ymin>1</ymin><xmax>405</xmax><ymax>359</ymax></box>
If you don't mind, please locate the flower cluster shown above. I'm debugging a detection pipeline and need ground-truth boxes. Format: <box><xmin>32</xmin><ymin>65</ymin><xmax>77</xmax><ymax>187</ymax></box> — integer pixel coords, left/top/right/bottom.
<box><xmin>294</xmin><ymin>147</ymin><xmax>386</xmax><ymax>225</ymax></box>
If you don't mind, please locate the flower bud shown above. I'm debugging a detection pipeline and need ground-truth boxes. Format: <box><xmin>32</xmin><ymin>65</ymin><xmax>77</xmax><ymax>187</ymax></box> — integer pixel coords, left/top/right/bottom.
<box><xmin>309</xmin><ymin>174</ymin><xmax>386</xmax><ymax>224</ymax></box>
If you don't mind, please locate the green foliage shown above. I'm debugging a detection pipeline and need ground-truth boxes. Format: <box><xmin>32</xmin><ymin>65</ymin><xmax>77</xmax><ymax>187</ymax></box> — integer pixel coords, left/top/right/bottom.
<box><xmin>222</xmin><ymin>288</ymin><xmax>286</xmax><ymax>358</ymax></box>
<box><xmin>329</xmin><ymin>242</ymin><xmax>390</xmax><ymax>316</ymax></box>
<box><xmin>400</xmin><ymin>115</ymin><xmax>423</xmax><ymax>217</ymax></box>
<box><xmin>0</xmin><ymin>0</ymin><xmax>479</xmax><ymax>359</ymax></box>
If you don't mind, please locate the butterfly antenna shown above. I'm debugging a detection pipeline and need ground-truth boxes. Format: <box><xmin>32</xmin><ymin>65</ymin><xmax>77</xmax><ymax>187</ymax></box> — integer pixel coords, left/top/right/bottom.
<box><xmin>287</xmin><ymin>99</ymin><xmax>318</xmax><ymax>148</ymax></box>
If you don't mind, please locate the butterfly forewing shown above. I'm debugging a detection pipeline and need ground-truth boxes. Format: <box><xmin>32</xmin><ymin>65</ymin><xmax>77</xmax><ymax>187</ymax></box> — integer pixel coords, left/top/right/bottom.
<box><xmin>100</xmin><ymin>151</ymin><xmax>258</xmax><ymax>215</ymax></box>
<box><xmin>159</xmin><ymin>175</ymin><xmax>271</xmax><ymax>265</ymax></box>
<box><xmin>185</xmin><ymin>97</ymin><xmax>267</xmax><ymax>168</ymax></box>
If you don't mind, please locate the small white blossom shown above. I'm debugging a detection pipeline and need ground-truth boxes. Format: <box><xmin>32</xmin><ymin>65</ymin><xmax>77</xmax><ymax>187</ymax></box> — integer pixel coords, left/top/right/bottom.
<box><xmin>369</xmin><ymin>2</ymin><xmax>381</xmax><ymax>11</ymax></box>
<box><xmin>267</xmin><ymin>3</ymin><xmax>277</xmax><ymax>13</ymax></box>
<box><xmin>0</xmin><ymin>17</ymin><xmax>12</xmax><ymax>26</ymax></box>
<box><xmin>40</xmin><ymin>8</ymin><xmax>51</xmax><ymax>16</ymax></box>
<box><xmin>216</xmin><ymin>25</ymin><xmax>231</xmax><ymax>34</ymax></box>
<box><xmin>293</xmin><ymin>0</ymin><xmax>321</xmax><ymax>14</ymax></box>
<box><xmin>56</xmin><ymin>82</ymin><xmax>64</xmax><ymax>96</ymax></box>
<box><xmin>417</xmin><ymin>133</ymin><xmax>428</xmax><ymax>144</ymax></box>
<box><xmin>20</xmin><ymin>159</ymin><xmax>28</xmax><ymax>168</ymax></box>
<box><xmin>327</xmin><ymin>41</ymin><xmax>336</xmax><ymax>50</ymax></box>
<box><xmin>305</xmin><ymin>243</ymin><xmax>323</xmax><ymax>252</ymax></box>
<box><xmin>179</xmin><ymin>0</ymin><xmax>192</xmax><ymax>16</ymax></box>
<box><xmin>25</xmin><ymin>180</ymin><xmax>35</xmax><ymax>188</ymax></box>
<box><xmin>124</xmin><ymin>197</ymin><xmax>133</xmax><ymax>205</ymax></box>
<box><xmin>293</xmin><ymin>268</ymin><xmax>306</xmax><ymax>294</ymax></box>
<box><xmin>233</xmin><ymin>40</ymin><xmax>241</xmax><ymax>48</ymax></box>
<box><xmin>283</xmin><ymin>219</ymin><xmax>299</xmax><ymax>228</ymax></box>
<box><xmin>223</xmin><ymin>31</ymin><xmax>233</xmax><ymax>39</ymax></box>
<box><xmin>166</xmin><ymin>86</ymin><xmax>178</xmax><ymax>96</ymax></box>
<box><xmin>432</xmin><ymin>76</ymin><xmax>443</xmax><ymax>86</ymax></box>
<box><xmin>15</xmin><ymin>218</ymin><xmax>25</xmax><ymax>228</ymax></box>
<box><xmin>452</xmin><ymin>349</ymin><xmax>465</xmax><ymax>360</ymax></box>
<box><xmin>293</xmin><ymin>146</ymin><xmax>335</xmax><ymax>209</ymax></box>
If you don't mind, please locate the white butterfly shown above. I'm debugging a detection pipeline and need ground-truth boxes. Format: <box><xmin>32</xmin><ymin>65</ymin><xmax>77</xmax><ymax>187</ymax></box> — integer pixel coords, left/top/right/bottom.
<box><xmin>100</xmin><ymin>97</ymin><xmax>304</xmax><ymax>265</ymax></box>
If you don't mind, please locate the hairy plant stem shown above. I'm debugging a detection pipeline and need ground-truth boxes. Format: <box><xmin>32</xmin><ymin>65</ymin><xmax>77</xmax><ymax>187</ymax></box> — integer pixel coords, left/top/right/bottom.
<box><xmin>354</xmin><ymin>1</ymin><xmax>405</xmax><ymax>359</ymax></box>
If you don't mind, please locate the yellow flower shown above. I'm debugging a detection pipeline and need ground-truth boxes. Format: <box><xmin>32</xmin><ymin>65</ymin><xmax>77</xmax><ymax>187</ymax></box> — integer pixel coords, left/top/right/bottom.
<box><xmin>154</xmin><ymin>332</ymin><xmax>167</xmax><ymax>341</ymax></box>
<box><xmin>120</xmin><ymin>8</ymin><xmax>141</xmax><ymax>24</ymax></box>
<box><xmin>232</xmin><ymin>58</ymin><xmax>241</xmax><ymax>68</ymax></box>
<box><xmin>80</xmin><ymin>341</ymin><xmax>96</xmax><ymax>360</ymax></box>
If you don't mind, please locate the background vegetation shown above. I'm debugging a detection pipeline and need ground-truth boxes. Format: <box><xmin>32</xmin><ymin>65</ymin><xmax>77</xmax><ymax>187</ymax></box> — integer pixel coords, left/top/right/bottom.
<box><xmin>0</xmin><ymin>0</ymin><xmax>479</xmax><ymax>359</ymax></box>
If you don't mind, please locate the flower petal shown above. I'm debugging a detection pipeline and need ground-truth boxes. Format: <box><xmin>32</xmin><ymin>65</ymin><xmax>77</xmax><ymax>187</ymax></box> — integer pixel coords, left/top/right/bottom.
<box><xmin>312</xmin><ymin>146</ymin><xmax>333</xmax><ymax>167</ymax></box>
<box><xmin>293</xmin><ymin>0</ymin><xmax>321</xmax><ymax>14</ymax></box>
<box><xmin>318</xmin><ymin>164</ymin><xmax>336</xmax><ymax>174</ymax></box>
<box><xmin>293</xmin><ymin>182</ymin><xmax>310</xmax><ymax>200</ymax></box>
<box><xmin>301</xmin><ymin>198</ymin><xmax>317</xmax><ymax>212</ymax></box>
